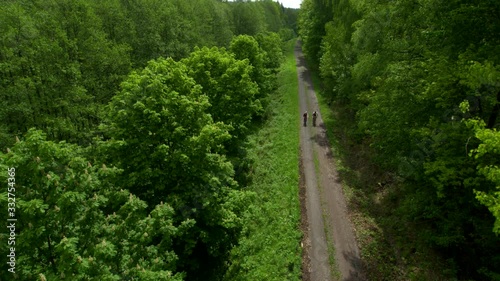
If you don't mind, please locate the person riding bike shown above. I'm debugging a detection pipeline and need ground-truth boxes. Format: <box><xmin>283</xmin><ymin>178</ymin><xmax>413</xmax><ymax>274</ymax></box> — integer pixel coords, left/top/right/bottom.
<box><xmin>312</xmin><ymin>111</ymin><xmax>318</xmax><ymax>127</ymax></box>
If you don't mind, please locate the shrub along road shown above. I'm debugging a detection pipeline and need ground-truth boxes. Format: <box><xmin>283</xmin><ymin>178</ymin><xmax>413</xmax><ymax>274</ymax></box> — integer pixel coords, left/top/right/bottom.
<box><xmin>295</xmin><ymin>41</ymin><xmax>364</xmax><ymax>281</ymax></box>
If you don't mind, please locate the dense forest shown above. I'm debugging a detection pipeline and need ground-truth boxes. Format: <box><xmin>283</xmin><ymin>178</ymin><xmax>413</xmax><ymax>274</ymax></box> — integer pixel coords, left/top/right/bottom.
<box><xmin>299</xmin><ymin>0</ymin><xmax>500</xmax><ymax>279</ymax></box>
<box><xmin>0</xmin><ymin>0</ymin><xmax>299</xmax><ymax>280</ymax></box>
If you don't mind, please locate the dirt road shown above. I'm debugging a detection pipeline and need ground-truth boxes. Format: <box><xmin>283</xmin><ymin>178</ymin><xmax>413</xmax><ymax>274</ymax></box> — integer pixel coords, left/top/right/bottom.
<box><xmin>295</xmin><ymin>41</ymin><xmax>364</xmax><ymax>281</ymax></box>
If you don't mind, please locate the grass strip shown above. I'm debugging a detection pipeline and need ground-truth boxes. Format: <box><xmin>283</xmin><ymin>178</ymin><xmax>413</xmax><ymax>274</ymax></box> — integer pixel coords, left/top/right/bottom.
<box><xmin>224</xmin><ymin>39</ymin><xmax>302</xmax><ymax>281</ymax></box>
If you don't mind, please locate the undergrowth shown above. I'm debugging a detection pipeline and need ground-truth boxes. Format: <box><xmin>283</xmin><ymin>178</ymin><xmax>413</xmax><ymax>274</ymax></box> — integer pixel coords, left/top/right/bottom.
<box><xmin>224</xmin><ymin>39</ymin><xmax>302</xmax><ymax>281</ymax></box>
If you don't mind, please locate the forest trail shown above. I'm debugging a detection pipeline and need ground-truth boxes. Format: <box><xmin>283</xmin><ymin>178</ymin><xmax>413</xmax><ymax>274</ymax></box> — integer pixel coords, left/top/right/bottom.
<box><xmin>296</xmin><ymin>41</ymin><xmax>364</xmax><ymax>281</ymax></box>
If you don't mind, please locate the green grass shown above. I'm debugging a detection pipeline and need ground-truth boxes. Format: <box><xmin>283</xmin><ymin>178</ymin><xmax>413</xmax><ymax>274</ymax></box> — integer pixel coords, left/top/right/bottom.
<box><xmin>224</xmin><ymin>39</ymin><xmax>302</xmax><ymax>281</ymax></box>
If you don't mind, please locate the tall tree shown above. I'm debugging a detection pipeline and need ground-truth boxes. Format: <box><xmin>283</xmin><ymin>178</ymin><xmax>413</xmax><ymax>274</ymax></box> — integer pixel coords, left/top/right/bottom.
<box><xmin>99</xmin><ymin>57</ymin><xmax>249</xmax><ymax>279</ymax></box>
<box><xmin>182</xmin><ymin>46</ymin><xmax>260</xmax><ymax>141</ymax></box>
<box><xmin>0</xmin><ymin>129</ymin><xmax>188</xmax><ymax>280</ymax></box>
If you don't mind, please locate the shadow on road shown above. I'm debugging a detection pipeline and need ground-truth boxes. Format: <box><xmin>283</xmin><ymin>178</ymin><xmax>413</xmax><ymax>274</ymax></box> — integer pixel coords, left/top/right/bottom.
<box><xmin>295</xmin><ymin>41</ymin><xmax>315</xmax><ymax>98</ymax></box>
<box><xmin>309</xmin><ymin>130</ymin><xmax>335</xmax><ymax>160</ymax></box>
<box><xmin>342</xmin><ymin>250</ymin><xmax>365</xmax><ymax>281</ymax></box>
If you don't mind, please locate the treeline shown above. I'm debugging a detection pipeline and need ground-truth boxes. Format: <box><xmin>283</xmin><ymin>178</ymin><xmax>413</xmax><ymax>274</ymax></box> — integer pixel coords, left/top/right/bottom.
<box><xmin>0</xmin><ymin>0</ymin><xmax>297</xmax><ymax>148</ymax></box>
<box><xmin>299</xmin><ymin>0</ymin><xmax>500</xmax><ymax>279</ymax></box>
<box><xmin>0</xmin><ymin>0</ymin><xmax>298</xmax><ymax>280</ymax></box>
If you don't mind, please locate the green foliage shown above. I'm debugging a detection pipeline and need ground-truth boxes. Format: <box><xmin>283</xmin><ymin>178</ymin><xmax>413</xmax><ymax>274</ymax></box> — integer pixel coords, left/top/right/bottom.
<box><xmin>97</xmin><ymin>0</ymin><xmax>234</xmax><ymax>65</ymax></box>
<box><xmin>102</xmin><ymin>57</ymin><xmax>232</xmax><ymax>200</ymax></box>
<box><xmin>282</xmin><ymin>5</ymin><xmax>299</xmax><ymax>36</ymax></box>
<box><xmin>0</xmin><ymin>0</ymin><xmax>296</xmax><ymax>150</ymax></box>
<box><xmin>229</xmin><ymin>34</ymin><xmax>282</xmax><ymax>103</ymax></box>
<box><xmin>182</xmin><ymin>44</ymin><xmax>268</xmax><ymax>187</ymax></box>
<box><xmin>224</xmin><ymin>39</ymin><xmax>301</xmax><ymax>281</ymax></box>
<box><xmin>0</xmin><ymin>0</ymin><xmax>131</xmax><ymax>147</ymax></box>
<box><xmin>231</xmin><ymin>1</ymin><xmax>266</xmax><ymax>36</ymax></box>
<box><xmin>100</xmin><ymin>57</ymin><xmax>251</xmax><ymax>279</ymax></box>
<box><xmin>463</xmin><ymin>112</ymin><xmax>500</xmax><ymax>235</ymax></box>
<box><xmin>298</xmin><ymin>0</ymin><xmax>324</xmax><ymax>68</ymax></box>
<box><xmin>230</xmin><ymin>35</ymin><xmax>265</xmax><ymax>71</ymax></box>
<box><xmin>0</xmin><ymin>129</ymin><xmax>186</xmax><ymax>280</ymax></box>
<box><xmin>255</xmin><ymin>32</ymin><xmax>285</xmax><ymax>74</ymax></box>
<box><xmin>472</xmin><ymin>127</ymin><xmax>500</xmax><ymax>234</ymax></box>
<box><xmin>229</xmin><ymin>0</ymin><xmax>288</xmax><ymax>37</ymax></box>
<box><xmin>182</xmin><ymin>46</ymin><xmax>260</xmax><ymax>140</ymax></box>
